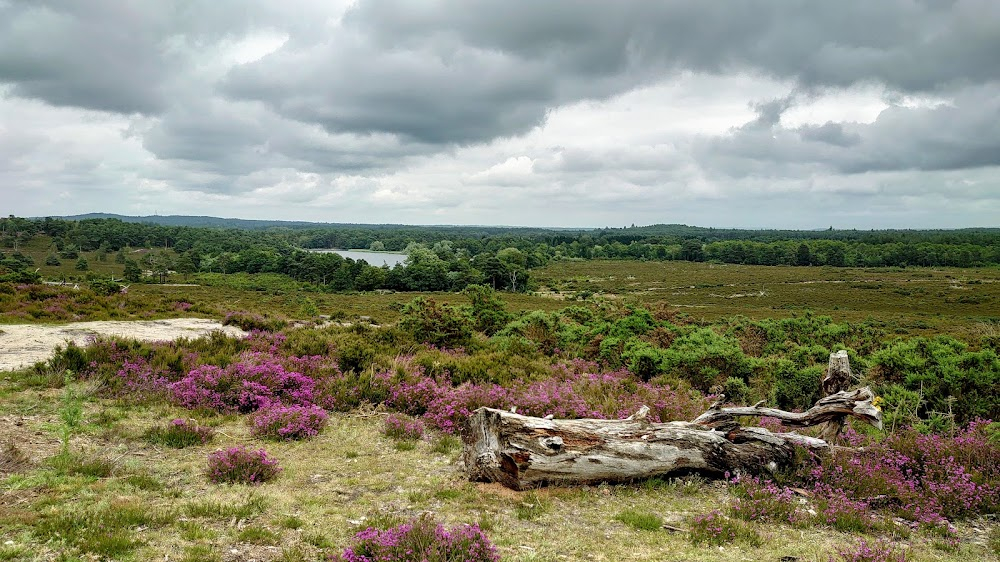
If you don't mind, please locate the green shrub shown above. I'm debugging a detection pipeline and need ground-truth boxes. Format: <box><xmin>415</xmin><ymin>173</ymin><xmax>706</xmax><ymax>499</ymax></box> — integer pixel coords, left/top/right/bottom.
<box><xmin>497</xmin><ymin>311</ymin><xmax>562</xmax><ymax>355</ymax></box>
<box><xmin>660</xmin><ymin>328</ymin><xmax>753</xmax><ymax>392</ymax></box>
<box><xmin>869</xmin><ymin>336</ymin><xmax>1000</xmax><ymax>423</ymax></box>
<box><xmin>222</xmin><ymin>311</ymin><xmax>288</xmax><ymax>332</ymax></box>
<box><xmin>463</xmin><ymin>284</ymin><xmax>512</xmax><ymax>336</ymax></box>
<box><xmin>774</xmin><ymin>363</ymin><xmax>824</xmax><ymax>411</ymax></box>
<box><xmin>337</xmin><ymin>342</ymin><xmax>376</xmax><ymax>374</ymax></box>
<box><xmin>89</xmin><ymin>278</ymin><xmax>122</xmax><ymax>297</ymax></box>
<box><xmin>621</xmin><ymin>339</ymin><xmax>665</xmax><ymax>381</ymax></box>
<box><xmin>399</xmin><ymin>297</ymin><xmax>474</xmax><ymax>349</ymax></box>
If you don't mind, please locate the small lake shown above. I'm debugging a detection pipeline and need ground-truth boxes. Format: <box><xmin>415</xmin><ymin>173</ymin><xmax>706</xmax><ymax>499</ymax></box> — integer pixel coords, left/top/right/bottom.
<box><xmin>306</xmin><ymin>249</ymin><xmax>408</xmax><ymax>267</ymax></box>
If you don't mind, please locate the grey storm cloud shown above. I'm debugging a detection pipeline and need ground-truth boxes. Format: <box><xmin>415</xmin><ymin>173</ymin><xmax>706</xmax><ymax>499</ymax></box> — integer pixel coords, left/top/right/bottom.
<box><xmin>700</xmin><ymin>85</ymin><xmax>1000</xmax><ymax>177</ymax></box>
<box><xmin>0</xmin><ymin>0</ymin><xmax>291</xmax><ymax>114</ymax></box>
<box><xmin>219</xmin><ymin>0</ymin><xmax>1000</xmax><ymax>145</ymax></box>
<box><xmin>4</xmin><ymin>0</ymin><xmax>999</xmax><ymax>145</ymax></box>
<box><xmin>798</xmin><ymin>123</ymin><xmax>861</xmax><ymax>148</ymax></box>
<box><xmin>1</xmin><ymin>0</ymin><xmax>999</xmax><ymax>227</ymax></box>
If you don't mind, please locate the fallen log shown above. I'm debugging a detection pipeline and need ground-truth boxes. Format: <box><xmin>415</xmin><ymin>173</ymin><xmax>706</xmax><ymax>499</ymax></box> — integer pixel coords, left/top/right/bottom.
<box><xmin>462</xmin><ymin>386</ymin><xmax>881</xmax><ymax>491</ymax></box>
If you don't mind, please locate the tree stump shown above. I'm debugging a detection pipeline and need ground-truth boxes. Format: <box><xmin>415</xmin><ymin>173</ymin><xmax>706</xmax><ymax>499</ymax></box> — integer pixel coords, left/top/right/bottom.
<box><xmin>819</xmin><ymin>350</ymin><xmax>853</xmax><ymax>442</ymax></box>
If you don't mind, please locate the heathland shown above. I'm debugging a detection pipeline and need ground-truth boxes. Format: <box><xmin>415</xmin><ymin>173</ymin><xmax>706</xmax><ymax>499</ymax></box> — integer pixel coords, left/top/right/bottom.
<box><xmin>0</xmin><ymin>215</ymin><xmax>998</xmax><ymax>561</ymax></box>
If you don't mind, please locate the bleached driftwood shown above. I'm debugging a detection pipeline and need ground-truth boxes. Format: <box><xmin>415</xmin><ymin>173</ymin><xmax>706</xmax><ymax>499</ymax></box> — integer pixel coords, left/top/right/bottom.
<box><xmin>462</xmin><ymin>383</ymin><xmax>881</xmax><ymax>491</ymax></box>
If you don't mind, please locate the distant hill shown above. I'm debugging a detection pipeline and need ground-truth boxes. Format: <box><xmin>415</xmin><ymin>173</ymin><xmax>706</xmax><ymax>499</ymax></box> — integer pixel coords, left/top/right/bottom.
<box><xmin>49</xmin><ymin>213</ymin><xmax>585</xmax><ymax>234</ymax></box>
<box><xmin>56</xmin><ymin>213</ymin><xmax>337</xmax><ymax>230</ymax></box>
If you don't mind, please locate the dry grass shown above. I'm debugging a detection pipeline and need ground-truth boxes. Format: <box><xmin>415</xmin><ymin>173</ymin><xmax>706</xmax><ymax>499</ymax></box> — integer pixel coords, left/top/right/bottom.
<box><xmin>0</xmin><ymin>390</ymin><xmax>996</xmax><ymax>562</ymax></box>
<box><xmin>533</xmin><ymin>260</ymin><xmax>1000</xmax><ymax>334</ymax></box>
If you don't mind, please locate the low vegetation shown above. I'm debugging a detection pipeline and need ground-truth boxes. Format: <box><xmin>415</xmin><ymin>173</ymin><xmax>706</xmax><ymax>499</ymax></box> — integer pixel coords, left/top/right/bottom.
<box><xmin>1</xmin><ymin>216</ymin><xmax>998</xmax><ymax>560</ymax></box>
<box><xmin>206</xmin><ymin>446</ymin><xmax>282</xmax><ymax>485</ymax></box>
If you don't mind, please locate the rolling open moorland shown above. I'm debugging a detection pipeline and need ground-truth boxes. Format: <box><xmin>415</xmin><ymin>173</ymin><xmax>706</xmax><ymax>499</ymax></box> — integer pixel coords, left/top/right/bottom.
<box><xmin>1</xmin><ymin>217</ymin><xmax>998</xmax><ymax>562</ymax></box>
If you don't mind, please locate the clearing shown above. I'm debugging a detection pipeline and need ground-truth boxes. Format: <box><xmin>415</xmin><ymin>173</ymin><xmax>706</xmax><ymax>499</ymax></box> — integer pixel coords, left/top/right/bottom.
<box><xmin>0</xmin><ymin>319</ymin><xmax>245</xmax><ymax>372</ymax></box>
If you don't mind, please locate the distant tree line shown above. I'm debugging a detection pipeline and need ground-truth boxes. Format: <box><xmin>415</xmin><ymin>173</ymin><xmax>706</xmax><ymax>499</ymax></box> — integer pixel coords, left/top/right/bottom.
<box><xmin>3</xmin><ymin>216</ymin><xmax>1000</xmax><ymax>292</ymax></box>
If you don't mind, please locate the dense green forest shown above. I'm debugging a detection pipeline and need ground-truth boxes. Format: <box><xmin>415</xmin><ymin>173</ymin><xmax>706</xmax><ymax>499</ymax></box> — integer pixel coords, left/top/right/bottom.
<box><xmin>3</xmin><ymin>215</ymin><xmax>1000</xmax><ymax>293</ymax></box>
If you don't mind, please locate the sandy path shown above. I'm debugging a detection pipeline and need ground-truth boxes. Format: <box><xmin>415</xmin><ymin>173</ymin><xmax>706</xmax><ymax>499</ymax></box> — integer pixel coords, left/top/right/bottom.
<box><xmin>0</xmin><ymin>319</ymin><xmax>246</xmax><ymax>372</ymax></box>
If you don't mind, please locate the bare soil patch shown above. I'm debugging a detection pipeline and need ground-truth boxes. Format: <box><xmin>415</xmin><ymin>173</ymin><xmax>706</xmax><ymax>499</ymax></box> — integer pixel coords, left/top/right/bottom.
<box><xmin>0</xmin><ymin>319</ymin><xmax>245</xmax><ymax>372</ymax></box>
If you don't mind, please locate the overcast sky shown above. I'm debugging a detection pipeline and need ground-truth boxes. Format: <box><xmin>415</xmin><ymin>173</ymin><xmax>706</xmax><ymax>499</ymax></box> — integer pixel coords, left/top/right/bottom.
<box><xmin>2</xmin><ymin>0</ymin><xmax>999</xmax><ymax>229</ymax></box>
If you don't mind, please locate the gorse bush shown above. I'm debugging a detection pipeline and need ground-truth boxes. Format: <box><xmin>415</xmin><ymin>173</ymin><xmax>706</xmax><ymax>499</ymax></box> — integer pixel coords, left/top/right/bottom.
<box><xmin>249</xmin><ymin>404</ymin><xmax>328</xmax><ymax>440</ymax></box>
<box><xmin>144</xmin><ymin>419</ymin><xmax>214</xmax><ymax>448</ymax></box>
<box><xmin>337</xmin><ymin>514</ymin><xmax>500</xmax><ymax>562</ymax></box>
<box><xmin>206</xmin><ymin>446</ymin><xmax>281</xmax><ymax>485</ymax></box>
<box><xmin>463</xmin><ymin>284</ymin><xmax>512</xmax><ymax>336</ymax></box>
<box><xmin>868</xmin><ymin>336</ymin><xmax>1000</xmax><ymax>423</ymax></box>
<box><xmin>660</xmin><ymin>327</ymin><xmax>753</xmax><ymax>392</ymax></box>
<box><xmin>399</xmin><ymin>297</ymin><xmax>474</xmax><ymax>349</ymax></box>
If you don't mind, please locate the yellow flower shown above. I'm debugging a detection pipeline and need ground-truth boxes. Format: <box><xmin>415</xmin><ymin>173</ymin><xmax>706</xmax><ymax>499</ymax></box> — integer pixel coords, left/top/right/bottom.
<box><xmin>871</xmin><ymin>396</ymin><xmax>884</xmax><ymax>412</ymax></box>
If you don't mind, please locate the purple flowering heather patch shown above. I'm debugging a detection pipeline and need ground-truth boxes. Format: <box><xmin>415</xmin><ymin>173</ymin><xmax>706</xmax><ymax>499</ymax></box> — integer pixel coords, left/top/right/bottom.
<box><xmin>728</xmin><ymin>475</ymin><xmax>802</xmax><ymax>525</ymax></box>
<box><xmin>338</xmin><ymin>515</ymin><xmax>499</xmax><ymax>562</ymax></box>
<box><xmin>169</xmin><ymin>352</ymin><xmax>317</xmax><ymax>413</ymax></box>
<box><xmin>206</xmin><ymin>446</ymin><xmax>281</xmax><ymax>485</ymax></box>
<box><xmin>830</xmin><ymin>538</ymin><xmax>908</xmax><ymax>562</ymax></box>
<box><xmin>383</xmin><ymin>356</ymin><xmax>710</xmax><ymax>434</ymax></box>
<box><xmin>249</xmin><ymin>404</ymin><xmax>329</xmax><ymax>441</ymax></box>
<box><xmin>808</xmin><ymin>420</ymin><xmax>1000</xmax><ymax>522</ymax></box>
<box><xmin>383</xmin><ymin>414</ymin><xmax>425</xmax><ymax>440</ymax></box>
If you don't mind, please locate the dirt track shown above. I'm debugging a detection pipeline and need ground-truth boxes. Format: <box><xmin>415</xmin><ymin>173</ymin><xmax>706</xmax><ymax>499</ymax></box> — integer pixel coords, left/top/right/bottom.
<box><xmin>0</xmin><ymin>319</ymin><xmax>245</xmax><ymax>372</ymax></box>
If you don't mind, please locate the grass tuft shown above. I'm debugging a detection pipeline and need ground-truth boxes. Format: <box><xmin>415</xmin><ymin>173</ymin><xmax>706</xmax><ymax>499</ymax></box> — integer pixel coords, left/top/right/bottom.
<box><xmin>48</xmin><ymin>452</ymin><xmax>115</xmax><ymax>478</ymax></box>
<box><xmin>0</xmin><ymin>437</ymin><xmax>31</xmax><ymax>475</ymax></box>
<box><xmin>33</xmin><ymin>500</ymin><xmax>173</xmax><ymax>558</ymax></box>
<box><xmin>514</xmin><ymin>491</ymin><xmax>551</xmax><ymax>521</ymax></box>
<box><xmin>303</xmin><ymin>532</ymin><xmax>333</xmax><ymax>549</ymax></box>
<box><xmin>614</xmin><ymin>510</ymin><xmax>663</xmax><ymax>531</ymax></box>
<box><xmin>123</xmin><ymin>471</ymin><xmax>165</xmax><ymax>491</ymax></box>
<box><xmin>181</xmin><ymin>544</ymin><xmax>222</xmax><ymax>562</ymax></box>
<box><xmin>177</xmin><ymin>520</ymin><xmax>218</xmax><ymax>541</ymax></box>
<box><xmin>278</xmin><ymin>515</ymin><xmax>305</xmax><ymax>530</ymax></box>
<box><xmin>430</xmin><ymin>434</ymin><xmax>462</xmax><ymax>454</ymax></box>
<box><xmin>184</xmin><ymin>493</ymin><xmax>267</xmax><ymax>520</ymax></box>
<box><xmin>393</xmin><ymin>440</ymin><xmax>417</xmax><ymax>452</ymax></box>
<box><xmin>236</xmin><ymin>525</ymin><xmax>280</xmax><ymax>545</ymax></box>
<box><xmin>144</xmin><ymin>418</ymin><xmax>215</xmax><ymax>448</ymax></box>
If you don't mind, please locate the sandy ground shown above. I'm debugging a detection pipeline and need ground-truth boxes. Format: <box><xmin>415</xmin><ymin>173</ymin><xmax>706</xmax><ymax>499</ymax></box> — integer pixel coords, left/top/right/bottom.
<box><xmin>0</xmin><ymin>319</ymin><xmax>246</xmax><ymax>372</ymax></box>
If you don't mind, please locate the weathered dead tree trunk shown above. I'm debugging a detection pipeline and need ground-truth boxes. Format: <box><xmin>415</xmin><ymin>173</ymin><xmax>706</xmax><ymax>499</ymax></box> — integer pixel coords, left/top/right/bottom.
<box><xmin>462</xmin><ymin>387</ymin><xmax>881</xmax><ymax>491</ymax></box>
<box><xmin>818</xmin><ymin>350</ymin><xmax>853</xmax><ymax>443</ymax></box>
